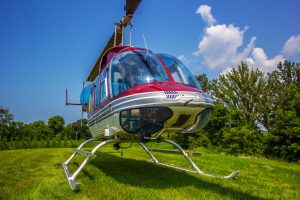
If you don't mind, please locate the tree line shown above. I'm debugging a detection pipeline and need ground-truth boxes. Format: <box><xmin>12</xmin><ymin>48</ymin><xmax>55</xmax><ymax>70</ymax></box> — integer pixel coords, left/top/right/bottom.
<box><xmin>0</xmin><ymin>112</ymin><xmax>91</xmax><ymax>149</ymax></box>
<box><xmin>0</xmin><ymin>60</ymin><xmax>299</xmax><ymax>161</ymax></box>
<box><xmin>176</xmin><ymin>60</ymin><xmax>299</xmax><ymax>162</ymax></box>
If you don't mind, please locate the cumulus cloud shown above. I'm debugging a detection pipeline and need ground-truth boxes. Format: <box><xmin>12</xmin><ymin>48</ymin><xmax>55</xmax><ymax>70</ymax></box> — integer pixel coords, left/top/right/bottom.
<box><xmin>178</xmin><ymin>54</ymin><xmax>186</xmax><ymax>61</ymax></box>
<box><xmin>250</xmin><ymin>48</ymin><xmax>284</xmax><ymax>72</ymax></box>
<box><xmin>196</xmin><ymin>5</ymin><xmax>216</xmax><ymax>26</ymax></box>
<box><xmin>193</xmin><ymin>24</ymin><xmax>254</xmax><ymax>69</ymax></box>
<box><xmin>193</xmin><ymin>4</ymin><xmax>286</xmax><ymax>74</ymax></box>
<box><xmin>282</xmin><ymin>34</ymin><xmax>300</xmax><ymax>56</ymax></box>
<box><xmin>220</xmin><ymin>67</ymin><xmax>233</xmax><ymax>75</ymax></box>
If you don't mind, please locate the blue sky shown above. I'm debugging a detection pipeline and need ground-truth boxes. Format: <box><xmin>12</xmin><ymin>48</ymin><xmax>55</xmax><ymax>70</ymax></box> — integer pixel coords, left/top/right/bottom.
<box><xmin>0</xmin><ymin>0</ymin><xmax>299</xmax><ymax>124</ymax></box>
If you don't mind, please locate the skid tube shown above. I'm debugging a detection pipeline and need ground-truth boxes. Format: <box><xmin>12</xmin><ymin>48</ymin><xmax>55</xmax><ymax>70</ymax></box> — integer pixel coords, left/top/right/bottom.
<box><xmin>62</xmin><ymin>138</ymin><xmax>119</xmax><ymax>190</ymax></box>
<box><xmin>139</xmin><ymin>139</ymin><xmax>239</xmax><ymax>179</ymax></box>
<box><xmin>62</xmin><ymin>138</ymin><xmax>238</xmax><ymax>190</ymax></box>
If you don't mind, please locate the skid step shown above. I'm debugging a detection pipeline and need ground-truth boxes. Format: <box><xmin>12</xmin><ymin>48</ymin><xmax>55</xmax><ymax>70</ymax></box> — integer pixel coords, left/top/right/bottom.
<box><xmin>75</xmin><ymin>149</ymin><xmax>92</xmax><ymax>157</ymax></box>
<box><xmin>62</xmin><ymin>138</ymin><xmax>119</xmax><ymax>191</ymax></box>
<box><xmin>149</xmin><ymin>148</ymin><xmax>201</xmax><ymax>156</ymax></box>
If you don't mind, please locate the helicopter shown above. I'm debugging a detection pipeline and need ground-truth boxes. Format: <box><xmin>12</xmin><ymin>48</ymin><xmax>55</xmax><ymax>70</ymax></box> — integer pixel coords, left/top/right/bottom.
<box><xmin>63</xmin><ymin>0</ymin><xmax>239</xmax><ymax>191</ymax></box>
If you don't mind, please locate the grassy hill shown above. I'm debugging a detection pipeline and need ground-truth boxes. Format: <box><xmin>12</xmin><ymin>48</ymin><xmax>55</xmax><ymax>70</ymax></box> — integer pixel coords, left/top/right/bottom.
<box><xmin>0</xmin><ymin>143</ymin><xmax>299</xmax><ymax>200</ymax></box>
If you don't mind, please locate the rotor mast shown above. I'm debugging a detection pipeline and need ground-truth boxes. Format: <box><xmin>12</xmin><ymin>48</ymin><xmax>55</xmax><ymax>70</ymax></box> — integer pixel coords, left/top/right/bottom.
<box><xmin>86</xmin><ymin>0</ymin><xmax>142</xmax><ymax>82</ymax></box>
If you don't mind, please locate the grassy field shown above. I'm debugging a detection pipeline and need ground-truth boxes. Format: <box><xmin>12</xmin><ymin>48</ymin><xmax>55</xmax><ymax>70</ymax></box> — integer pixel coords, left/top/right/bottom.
<box><xmin>0</xmin><ymin>142</ymin><xmax>299</xmax><ymax>200</ymax></box>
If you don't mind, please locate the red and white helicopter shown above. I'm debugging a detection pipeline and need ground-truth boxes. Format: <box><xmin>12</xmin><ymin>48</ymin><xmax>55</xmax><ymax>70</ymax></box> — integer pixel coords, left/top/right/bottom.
<box><xmin>63</xmin><ymin>0</ymin><xmax>239</xmax><ymax>191</ymax></box>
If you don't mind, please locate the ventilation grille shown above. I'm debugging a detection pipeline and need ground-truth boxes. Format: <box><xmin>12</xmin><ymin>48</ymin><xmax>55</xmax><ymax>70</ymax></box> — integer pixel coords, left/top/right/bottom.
<box><xmin>164</xmin><ymin>91</ymin><xmax>180</xmax><ymax>100</ymax></box>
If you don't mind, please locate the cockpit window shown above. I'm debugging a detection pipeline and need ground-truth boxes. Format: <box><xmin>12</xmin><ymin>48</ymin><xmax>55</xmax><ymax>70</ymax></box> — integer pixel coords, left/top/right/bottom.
<box><xmin>110</xmin><ymin>50</ymin><xmax>170</xmax><ymax>97</ymax></box>
<box><xmin>158</xmin><ymin>53</ymin><xmax>202</xmax><ymax>90</ymax></box>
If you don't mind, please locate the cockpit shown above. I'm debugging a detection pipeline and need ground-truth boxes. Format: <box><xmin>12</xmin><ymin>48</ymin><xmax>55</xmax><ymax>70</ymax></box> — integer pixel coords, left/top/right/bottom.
<box><xmin>81</xmin><ymin>49</ymin><xmax>203</xmax><ymax>113</ymax></box>
<box><xmin>158</xmin><ymin>53</ymin><xmax>202</xmax><ymax>90</ymax></box>
<box><xmin>109</xmin><ymin>50</ymin><xmax>171</xmax><ymax>97</ymax></box>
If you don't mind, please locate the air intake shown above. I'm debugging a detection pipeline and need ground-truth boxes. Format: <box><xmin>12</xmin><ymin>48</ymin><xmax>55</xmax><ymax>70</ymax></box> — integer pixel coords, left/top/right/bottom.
<box><xmin>164</xmin><ymin>91</ymin><xmax>180</xmax><ymax>100</ymax></box>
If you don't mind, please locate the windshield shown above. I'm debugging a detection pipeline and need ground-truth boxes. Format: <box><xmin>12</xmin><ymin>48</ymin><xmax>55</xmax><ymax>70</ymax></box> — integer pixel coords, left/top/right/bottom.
<box><xmin>158</xmin><ymin>54</ymin><xmax>202</xmax><ymax>90</ymax></box>
<box><xmin>110</xmin><ymin>50</ymin><xmax>170</xmax><ymax>97</ymax></box>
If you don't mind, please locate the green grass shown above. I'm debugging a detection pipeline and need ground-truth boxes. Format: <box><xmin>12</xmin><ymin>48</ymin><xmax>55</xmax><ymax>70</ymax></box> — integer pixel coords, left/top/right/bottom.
<box><xmin>0</xmin><ymin>142</ymin><xmax>299</xmax><ymax>200</ymax></box>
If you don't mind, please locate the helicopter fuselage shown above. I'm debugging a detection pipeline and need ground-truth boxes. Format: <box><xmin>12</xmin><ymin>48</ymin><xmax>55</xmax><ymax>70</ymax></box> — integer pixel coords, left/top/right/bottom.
<box><xmin>81</xmin><ymin>46</ymin><xmax>214</xmax><ymax>140</ymax></box>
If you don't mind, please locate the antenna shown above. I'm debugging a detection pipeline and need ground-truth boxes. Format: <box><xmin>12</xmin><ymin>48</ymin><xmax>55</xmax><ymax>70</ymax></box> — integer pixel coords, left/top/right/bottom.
<box><xmin>114</xmin><ymin>23</ymin><xmax>119</xmax><ymax>46</ymax></box>
<box><xmin>129</xmin><ymin>23</ymin><xmax>133</xmax><ymax>46</ymax></box>
<box><xmin>143</xmin><ymin>33</ymin><xmax>148</xmax><ymax>52</ymax></box>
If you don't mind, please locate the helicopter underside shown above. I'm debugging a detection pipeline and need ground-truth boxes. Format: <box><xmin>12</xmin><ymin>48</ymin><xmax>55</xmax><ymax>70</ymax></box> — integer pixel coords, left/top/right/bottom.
<box><xmin>87</xmin><ymin>90</ymin><xmax>214</xmax><ymax>140</ymax></box>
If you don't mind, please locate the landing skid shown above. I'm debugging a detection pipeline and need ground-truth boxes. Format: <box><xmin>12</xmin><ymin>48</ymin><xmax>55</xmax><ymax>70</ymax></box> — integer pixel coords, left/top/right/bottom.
<box><xmin>139</xmin><ymin>139</ymin><xmax>239</xmax><ymax>179</ymax></box>
<box><xmin>62</xmin><ymin>138</ymin><xmax>239</xmax><ymax>191</ymax></box>
<box><xmin>62</xmin><ymin>138</ymin><xmax>119</xmax><ymax>190</ymax></box>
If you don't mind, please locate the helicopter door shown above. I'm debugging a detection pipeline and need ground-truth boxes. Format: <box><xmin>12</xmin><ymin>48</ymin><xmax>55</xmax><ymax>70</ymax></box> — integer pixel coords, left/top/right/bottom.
<box><xmin>100</xmin><ymin>68</ymin><xmax>108</xmax><ymax>102</ymax></box>
<box><xmin>80</xmin><ymin>84</ymin><xmax>94</xmax><ymax>112</ymax></box>
<box><xmin>94</xmin><ymin>77</ymin><xmax>100</xmax><ymax>108</ymax></box>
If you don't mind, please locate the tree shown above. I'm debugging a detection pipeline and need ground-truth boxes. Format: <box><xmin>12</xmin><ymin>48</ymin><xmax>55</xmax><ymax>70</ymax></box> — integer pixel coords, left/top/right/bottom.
<box><xmin>260</xmin><ymin>61</ymin><xmax>300</xmax><ymax>132</ymax></box>
<box><xmin>204</xmin><ymin>102</ymin><xmax>246</xmax><ymax>146</ymax></box>
<box><xmin>48</xmin><ymin>116</ymin><xmax>65</xmax><ymax>135</ymax></box>
<box><xmin>196</xmin><ymin>74</ymin><xmax>210</xmax><ymax>92</ymax></box>
<box><xmin>262</xmin><ymin>61</ymin><xmax>300</xmax><ymax>161</ymax></box>
<box><xmin>8</xmin><ymin>121</ymin><xmax>25</xmax><ymax>140</ymax></box>
<box><xmin>264</xmin><ymin>109</ymin><xmax>300</xmax><ymax>161</ymax></box>
<box><xmin>222</xmin><ymin>125</ymin><xmax>263</xmax><ymax>155</ymax></box>
<box><xmin>211</xmin><ymin>62</ymin><xmax>265</xmax><ymax>129</ymax></box>
<box><xmin>61</xmin><ymin>119</ymin><xmax>91</xmax><ymax>140</ymax></box>
<box><xmin>22</xmin><ymin>121</ymin><xmax>53</xmax><ymax>140</ymax></box>
<box><xmin>0</xmin><ymin>107</ymin><xmax>14</xmax><ymax>140</ymax></box>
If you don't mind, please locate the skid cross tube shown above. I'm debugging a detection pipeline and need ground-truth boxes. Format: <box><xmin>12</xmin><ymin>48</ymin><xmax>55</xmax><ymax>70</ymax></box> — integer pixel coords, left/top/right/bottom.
<box><xmin>62</xmin><ymin>138</ymin><xmax>119</xmax><ymax>190</ymax></box>
<box><xmin>139</xmin><ymin>139</ymin><xmax>239</xmax><ymax>179</ymax></box>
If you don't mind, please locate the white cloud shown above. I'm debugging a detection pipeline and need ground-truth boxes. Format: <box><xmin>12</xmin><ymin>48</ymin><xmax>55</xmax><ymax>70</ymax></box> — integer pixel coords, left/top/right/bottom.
<box><xmin>249</xmin><ymin>48</ymin><xmax>284</xmax><ymax>72</ymax></box>
<box><xmin>221</xmin><ymin>48</ymin><xmax>284</xmax><ymax>74</ymax></box>
<box><xmin>220</xmin><ymin>67</ymin><xmax>232</xmax><ymax>75</ymax></box>
<box><xmin>196</xmin><ymin>5</ymin><xmax>216</xmax><ymax>26</ymax></box>
<box><xmin>192</xmin><ymin>4</ymin><xmax>286</xmax><ymax>74</ymax></box>
<box><xmin>178</xmin><ymin>54</ymin><xmax>186</xmax><ymax>61</ymax></box>
<box><xmin>282</xmin><ymin>34</ymin><xmax>300</xmax><ymax>56</ymax></box>
<box><xmin>177</xmin><ymin>54</ymin><xmax>192</xmax><ymax>64</ymax></box>
<box><xmin>193</xmin><ymin>24</ymin><xmax>254</xmax><ymax>69</ymax></box>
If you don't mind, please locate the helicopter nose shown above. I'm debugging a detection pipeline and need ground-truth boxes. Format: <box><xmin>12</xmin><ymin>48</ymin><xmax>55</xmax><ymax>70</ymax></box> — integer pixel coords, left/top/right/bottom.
<box><xmin>185</xmin><ymin>108</ymin><xmax>213</xmax><ymax>133</ymax></box>
<box><xmin>119</xmin><ymin>107</ymin><xmax>173</xmax><ymax>135</ymax></box>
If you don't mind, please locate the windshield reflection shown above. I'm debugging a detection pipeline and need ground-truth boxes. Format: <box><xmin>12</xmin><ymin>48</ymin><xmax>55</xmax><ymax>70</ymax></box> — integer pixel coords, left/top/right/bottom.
<box><xmin>110</xmin><ymin>50</ymin><xmax>170</xmax><ymax>97</ymax></box>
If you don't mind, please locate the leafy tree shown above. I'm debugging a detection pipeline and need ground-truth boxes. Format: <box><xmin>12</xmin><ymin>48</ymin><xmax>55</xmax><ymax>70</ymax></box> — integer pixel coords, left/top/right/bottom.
<box><xmin>8</xmin><ymin>121</ymin><xmax>25</xmax><ymax>141</ymax></box>
<box><xmin>210</xmin><ymin>62</ymin><xmax>265</xmax><ymax>129</ymax></box>
<box><xmin>258</xmin><ymin>61</ymin><xmax>300</xmax><ymax>161</ymax></box>
<box><xmin>264</xmin><ymin>109</ymin><xmax>300</xmax><ymax>161</ymax></box>
<box><xmin>188</xmin><ymin>130</ymin><xmax>211</xmax><ymax>148</ymax></box>
<box><xmin>196</xmin><ymin>74</ymin><xmax>210</xmax><ymax>92</ymax></box>
<box><xmin>22</xmin><ymin>121</ymin><xmax>53</xmax><ymax>140</ymax></box>
<box><xmin>204</xmin><ymin>102</ymin><xmax>246</xmax><ymax>145</ymax></box>
<box><xmin>222</xmin><ymin>125</ymin><xmax>263</xmax><ymax>155</ymax></box>
<box><xmin>72</xmin><ymin>119</ymin><xmax>91</xmax><ymax>139</ymax></box>
<box><xmin>61</xmin><ymin>119</ymin><xmax>91</xmax><ymax>140</ymax></box>
<box><xmin>48</xmin><ymin>116</ymin><xmax>65</xmax><ymax>135</ymax></box>
<box><xmin>0</xmin><ymin>107</ymin><xmax>14</xmax><ymax>140</ymax></box>
<box><xmin>173</xmin><ymin>134</ymin><xmax>190</xmax><ymax>149</ymax></box>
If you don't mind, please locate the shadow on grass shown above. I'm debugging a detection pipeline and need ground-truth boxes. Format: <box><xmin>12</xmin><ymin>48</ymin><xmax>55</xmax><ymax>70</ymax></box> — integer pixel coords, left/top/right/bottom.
<box><xmin>88</xmin><ymin>153</ymin><xmax>266</xmax><ymax>200</ymax></box>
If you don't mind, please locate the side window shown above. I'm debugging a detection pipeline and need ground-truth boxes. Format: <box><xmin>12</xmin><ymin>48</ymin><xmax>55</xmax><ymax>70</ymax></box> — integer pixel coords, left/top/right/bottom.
<box><xmin>80</xmin><ymin>84</ymin><xmax>94</xmax><ymax>112</ymax></box>
<box><xmin>161</xmin><ymin>56</ymin><xmax>185</xmax><ymax>83</ymax></box>
<box><xmin>88</xmin><ymin>92</ymin><xmax>94</xmax><ymax>112</ymax></box>
<box><xmin>100</xmin><ymin>68</ymin><xmax>107</xmax><ymax>101</ymax></box>
<box><xmin>94</xmin><ymin>78</ymin><xmax>100</xmax><ymax>108</ymax></box>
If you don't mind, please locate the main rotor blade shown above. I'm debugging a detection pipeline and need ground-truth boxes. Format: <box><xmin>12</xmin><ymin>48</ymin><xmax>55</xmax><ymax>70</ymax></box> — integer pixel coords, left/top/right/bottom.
<box><xmin>86</xmin><ymin>0</ymin><xmax>142</xmax><ymax>82</ymax></box>
<box><xmin>125</xmin><ymin>0</ymin><xmax>142</xmax><ymax>15</ymax></box>
<box><xmin>86</xmin><ymin>31</ymin><xmax>121</xmax><ymax>82</ymax></box>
